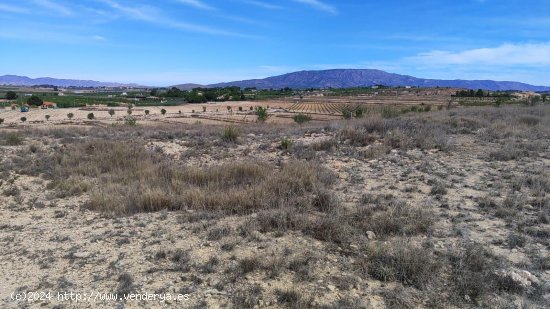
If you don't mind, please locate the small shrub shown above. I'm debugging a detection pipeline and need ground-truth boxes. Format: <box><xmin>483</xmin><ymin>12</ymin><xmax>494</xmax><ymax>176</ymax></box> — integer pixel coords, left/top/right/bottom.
<box><xmin>124</xmin><ymin>116</ymin><xmax>137</xmax><ymax>126</ymax></box>
<box><xmin>161</xmin><ymin>109</ymin><xmax>166</xmax><ymax>115</ymax></box>
<box><xmin>255</xmin><ymin>106</ymin><xmax>268</xmax><ymax>122</ymax></box>
<box><xmin>0</xmin><ymin>118</ymin><xmax>4</xmax><ymax>124</ymax></box>
<box><xmin>4</xmin><ymin>132</ymin><xmax>23</xmax><ymax>145</ymax></box>
<box><xmin>222</xmin><ymin>126</ymin><xmax>239</xmax><ymax>142</ymax></box>
<box><xmin>232</xmin><ymin>284</ymin><xmax>263</xmax><ymax>309</ymax></box>
<box><xmin>207</xmin><ymin>226</ymin><xmax>231</xmax><ymax>241</ymax></box>
<box><xmin>144</xmin><ymin>110</ymin><xmax>150</xmax><ymax>116</ymax></box>
<box><xmin>354</xmin><ymin>106</ymin><xmax>366</xmax><ymax>118</ymax></box>
<box><xmin>430</xmin><ymin>182</ymin><xmax>448</xmax><ymax>196</ymax></box>
<box><xmin>279</xmin><ymin>137</ymin><xmax>293</xmax><ymax>150</ymax></box>
<box><xmin>45</xmin><ymin>115</ymin><xmax>50</xmax><ymax>121</ymax></box>
<box><xmin>108</xmin><ymin>109</ymin><xmax>115</xmax><ymax>117</ymax></box>
<box><xmin>447</xmin><ymin>243</ymin><xmax>498</xmax><ymax>301</ymax></box>
<box><xmin>312</xmin><ymin>190</ymin><xmax>338</xmax><ymax>212</ymax></box>
<box><xmin>238</xmin><ymin>257</ymin><xmax>260</xmax><ymax>274</ymax></box>
<box><xmin>171</xmin><ymin>249</ymin><xmax>191</xmax><ymax>272</ymax></box>
<box><xmin>20</xmin><ymin>117</ymin><xmax>27</xmax><ymax>122</ymax></box>
<box><xmin>87</xmin><ymin>113</ymin><xmax>94</xmax><ymax>120</ymax></box>
<box><xmin>200</xmin><ymin>256</ymin><xmax>219</xmax><ymax>274</ymax></box>
<box><xmin>361</xmin><ymin>240</ymin><xmax>440</xmax><ymax>289</ymax></box>
<box><xmin>381</xmin><ymin>107</ymin><xmax>400</xmax><ymax>118</ymax></box>
<box><xmin>342</xmin><ymin>109</ymin><xmax>353</xmax><ymax>119</ymax></box>
<box><xmin>293</xmin><ymin>114</ymin><xmax>312</xmax><ymax>124</ymax></box>
<box><xmin>275</xmin><ymin>289</ymin><xmax>311</xmax><ymax>308</ymax></box>
<box><xmin>116</xmin><ymin>273</ymin><xmax>135</xmax><ymax>296</ymax></box>
<box><xmin>67</xmin><ymin>113</ymin><xmax>74</xmax><ymax>120</ymax></box>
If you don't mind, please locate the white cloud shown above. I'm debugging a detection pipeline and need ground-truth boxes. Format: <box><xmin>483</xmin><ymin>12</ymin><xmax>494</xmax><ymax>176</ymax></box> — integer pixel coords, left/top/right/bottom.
<box><xmin>33</xmin><ymin>0</ymin><xmax>73</xmax><ymax>16</ymax></box>
<box><xmin>175</xmin><ymin>0</ymin><xmax>216</xmax><ymax>11</ymax></box>
<box><xmin>291</xmin><ymin>0</ymin><xmax>337</xmax><ymax>15</ymax></box>
<box><xmin>242</xmin><ymin>0</ymin><xmax>283</xmax><ymax>10</ymax></box>
<box><xmin>0</xmin><ymin>3</ymin><xmax>28</xmax><ymax>14</ymax></box>
<box><xmin>101</xmin><ymin>0</ymin><xmax>254</xmax><ymax>37</ymax></box>
<box><xmin>409</xmin><ymin>42</ymin><xmax>550</xmax><ymax>66</ymax></box>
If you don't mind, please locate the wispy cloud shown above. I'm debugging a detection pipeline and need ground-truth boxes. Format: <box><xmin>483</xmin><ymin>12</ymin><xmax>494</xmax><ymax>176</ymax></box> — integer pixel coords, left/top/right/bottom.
<box><xmin>408</xmin><ymin>42</ymin><xmax>550</xmax><ymax>66</ymax></box>
<box><xmin>175</xmin><ymin>0</ymin><xmax>216</xmax><ymax>11</ymax></box>
<box><xmin>0</xmin><ymin>3</ymin><xmax>29</xmax><ymax>14</ymax></box>
<box><xmin>33</xmin><ymin>0</ymin><xmax>73</xmax><ymax>16</ymax></box>
<box><xmin>291</xmin><ymin>0</ymin><xmax>337</xmax><ymax>15</ymax></box>
<box><xmin>242</xmin><ymin>0</ymin><xmax>283</xmax><ymax>10</ymax></box>
<box><xmin>101</xmin><ymin>0</ymin><xmax>256</xmax><ymax>38</ymax></box>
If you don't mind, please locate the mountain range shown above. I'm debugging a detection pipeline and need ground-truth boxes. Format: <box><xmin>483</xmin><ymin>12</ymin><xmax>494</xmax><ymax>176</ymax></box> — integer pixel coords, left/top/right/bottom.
<box><xmin>2</xmin><ymin>70</ymin><xmax>550</xmax><ymax>91</ymax></box>
<box><xmin>0</xmin><ymin>75</ymin><xmax>142</xmax><ymax>88</ymax></box>
<box><xmin>208</xmin><ymin>69</ymin><xmax>550</xmax><ymax>91</ymax></box>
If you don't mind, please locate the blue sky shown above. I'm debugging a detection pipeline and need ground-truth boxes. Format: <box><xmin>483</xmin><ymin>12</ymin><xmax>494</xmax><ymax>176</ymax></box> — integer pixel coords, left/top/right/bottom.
<box><xmin>1</xmin><ymin>0</ymin><xmax>549</xmax><ymax>86</ymax></box>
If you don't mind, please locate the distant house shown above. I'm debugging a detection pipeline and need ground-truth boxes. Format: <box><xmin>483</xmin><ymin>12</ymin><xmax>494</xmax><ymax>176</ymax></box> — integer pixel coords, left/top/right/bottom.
<box><xmin>58</xmin><ymin>92</ymin><xmax>65</xmax><ymax>96</ymax></box>
<box><xmin>41</xmin><ymin>102</ymin><xmax>57</xmax><ymax>109</ymax></box>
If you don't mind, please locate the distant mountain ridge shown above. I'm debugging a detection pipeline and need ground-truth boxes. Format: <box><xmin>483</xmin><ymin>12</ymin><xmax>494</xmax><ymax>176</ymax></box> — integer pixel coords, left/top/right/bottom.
<box><xmin>172</xmin><ymin>83</ymin><xmax>205</xmax><ymax>90</ymax></box>
<box><xmin>0</xmin><ymin>75</ymin><xmax>143</xmax><ymax>88</ymax></box>
<box><xmin>209</xmin><ymin>69</ymin><xmax>550</xmax><ymax>91</ymax></box>
<box><xmin>3</xmin><ymin>70</ymin><xmax>550</xmax><ymax>91</ymax></box>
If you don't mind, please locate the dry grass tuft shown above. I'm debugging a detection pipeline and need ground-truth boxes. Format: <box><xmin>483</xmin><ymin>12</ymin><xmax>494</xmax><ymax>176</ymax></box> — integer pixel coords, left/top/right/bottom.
<box><xmin>46</xmin><ymin>140</ymin><xmax>335</xmax><ymax>215</ymax></box>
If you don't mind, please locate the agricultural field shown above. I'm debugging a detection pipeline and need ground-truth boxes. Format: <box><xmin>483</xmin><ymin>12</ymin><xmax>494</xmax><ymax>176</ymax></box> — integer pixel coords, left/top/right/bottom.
<box><xmin>0</xmin><ymin>103</ymin><xmax>549</xmax><ymax>308</ymax></box>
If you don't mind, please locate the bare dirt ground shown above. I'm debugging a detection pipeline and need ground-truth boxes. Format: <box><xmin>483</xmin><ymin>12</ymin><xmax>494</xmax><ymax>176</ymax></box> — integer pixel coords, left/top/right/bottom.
<box><xmin>0</xmin><ymin>102</ymin><xmax>329</xmax><ymax>126</ymax></box>
<box><xmin>0</xmin><ymin>105</ymin><xmax>549</xmax><ymax>308</ymax></box>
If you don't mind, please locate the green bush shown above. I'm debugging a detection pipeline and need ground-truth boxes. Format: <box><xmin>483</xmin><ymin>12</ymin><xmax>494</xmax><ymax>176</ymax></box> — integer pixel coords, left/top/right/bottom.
<box><xmin>355</xmin><ymin>106</ymin><xmax>366</xmax><ymax>118</ymax></box>
<box><xmin>5</xmin><ymin>132</ymin><xmax>23</xmax><ymax>145</ymax></box>
<box><xmin>342</xmin><ymin>109</ymin><xmax>353</xmax><ymax>119</ymax></box>
<box><xmin>6</xmin><ymin>91</ymin><xmax>17</xmax><ymax>100</ymax></box>
<box><xmin>222</xmin><ymin>126</ymin><xmax>239</xmax><ymax>142</ymax></box>
<box><xmin>279</xmin><ymin>137</ymin><xmax>293</xmax><ymax>150</ymax></box>
<box><xmin>381</xmin><ymin>107</ymin><xmax>400</xmax><ymax>118</ymax></box>
<box><xmin>255</xmin><ymin>106</ymin><xmax>268</xmax><ymax>122</ymax></box>
<box><xmin>67</xmin><ymin>113</ymin><xmax>74</xmax><ymax>120</ymax></box>
<box><xmin>124</xmin><ymin>116</ymin><xmax>137</xmax><ymax>126</ymax></box>
<box><xmin>293</xmin><ymin>114</ymin><xmax>312</xmax><ymax>124</ymax></box>
<box><xmin>20</xmin><ymin>117</ymin><xmax>27</xmax><ymax>122</ymax></box>
<box><xmin>27</xmin><ymin>95</ymin><xmax>43</xmax><ymax>106</ymax></box>
<box><xmin>161</xmin><ymin>109</ymin><xmax>166</xmax><ymax>115</ymax></box>
<box><xmin>87</xmin><ymin>113</ymin><xmax>94</xmax><ymax>120</ymax></box>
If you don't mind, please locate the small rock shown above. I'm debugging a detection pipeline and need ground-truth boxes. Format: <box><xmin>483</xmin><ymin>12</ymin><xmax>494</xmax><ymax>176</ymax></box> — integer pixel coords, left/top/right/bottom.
<box><xmin>327</xmin><ymin>285</ymin><xmax>336</xmax><ymax>292</ymax></box>
<box><xmin>366</xmin><ymin>231</ymin><xmax>376</xmax><ymax>240</ymax></box>
<box><xmin>73</xmin><ymin>251</ymin><xmax>90</xmax><ymax>259</ymax></box>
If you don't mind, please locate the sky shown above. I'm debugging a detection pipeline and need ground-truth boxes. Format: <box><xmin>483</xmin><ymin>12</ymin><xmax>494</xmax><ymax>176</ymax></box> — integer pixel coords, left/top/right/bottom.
<box><xmin>1</xmin><ymin>0</ymin><xmax>550</xmax><ymax>86</ymax></box>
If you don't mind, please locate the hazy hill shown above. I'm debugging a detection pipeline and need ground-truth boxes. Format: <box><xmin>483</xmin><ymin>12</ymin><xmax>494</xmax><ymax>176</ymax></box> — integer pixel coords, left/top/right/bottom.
<box><xmin>0</xmin><ymin>75</ymin><xmax>143</xmax><ymax>88</ymax></box>
<box><xmin>171</xmin><ymin>83</ymin><xmax>205</xmax><ymax>90</ymax></box>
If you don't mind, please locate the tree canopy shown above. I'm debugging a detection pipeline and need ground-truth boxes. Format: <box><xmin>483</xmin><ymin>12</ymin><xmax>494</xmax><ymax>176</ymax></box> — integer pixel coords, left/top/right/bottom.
<box><xmin>6</xmin><ymin>91</ymin><xmax>17</xmax><ymax>100</ymax></box>
<box><xmin>27</xmin><ymin>95</ymin><xmax>43</xmax><ymax>106</ymax></box>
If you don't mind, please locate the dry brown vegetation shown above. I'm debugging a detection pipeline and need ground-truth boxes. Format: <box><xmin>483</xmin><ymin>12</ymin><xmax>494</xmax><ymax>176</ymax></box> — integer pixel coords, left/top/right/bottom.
<box><xmin>0</xmin><ymin>105</ymin><xmax>549</xmax><ymax>308</ymax></box>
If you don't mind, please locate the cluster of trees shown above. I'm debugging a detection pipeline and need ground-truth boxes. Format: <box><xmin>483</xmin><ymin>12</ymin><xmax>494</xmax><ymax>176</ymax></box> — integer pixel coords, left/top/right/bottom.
<box><xmin>454</xmin><ymin>89</ymin><xmax>512</xmax><ymax>98</ymax></box>
<box><xmin>163</xmin><ymin>87</ymin><xmax>245</xmax><ymax>103</ymax></box>
<box><xmin>5</xmin><ymin>91</ymin><xmax>18</xmax><ymax>100</ymax></box>
<box><xmin>27</xmin><ymin>95</ymin><xmax>43</xmax><ymax>106</ymax></box>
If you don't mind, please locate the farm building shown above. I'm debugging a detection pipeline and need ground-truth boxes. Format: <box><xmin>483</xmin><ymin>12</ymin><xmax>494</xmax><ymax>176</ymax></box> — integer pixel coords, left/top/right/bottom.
<box><xmin>41</xmin><ymin>102</ymin><xmax>57</xmax><ymax>109</ymax></box>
